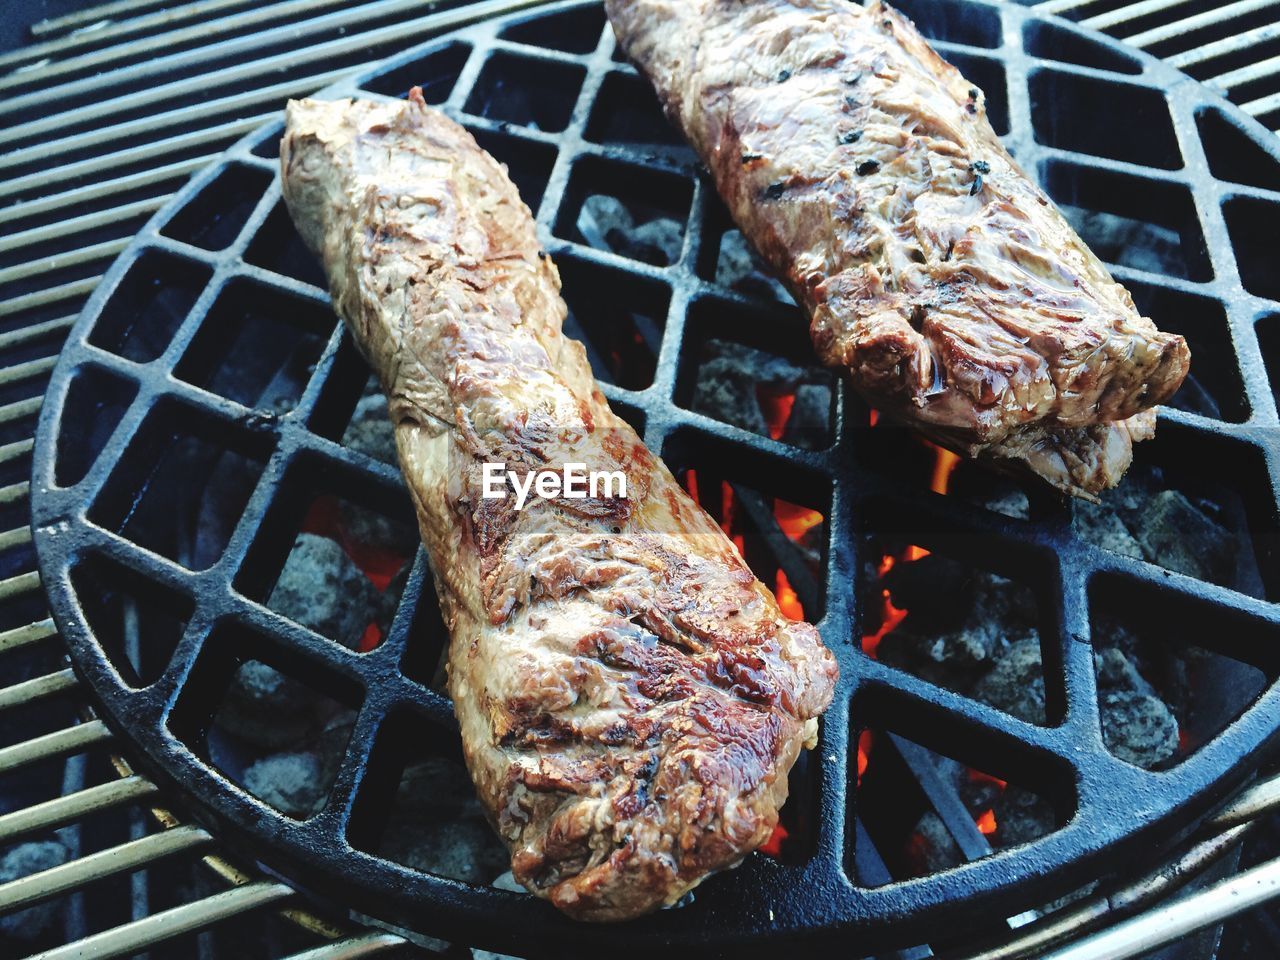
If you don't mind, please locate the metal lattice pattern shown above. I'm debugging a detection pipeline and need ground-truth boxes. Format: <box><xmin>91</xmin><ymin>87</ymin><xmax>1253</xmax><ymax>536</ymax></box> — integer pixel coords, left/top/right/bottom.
<box><xmin>22</xmin><ymin>0</ymin><xmax>1280</xmax><ymax>957</ymax></box>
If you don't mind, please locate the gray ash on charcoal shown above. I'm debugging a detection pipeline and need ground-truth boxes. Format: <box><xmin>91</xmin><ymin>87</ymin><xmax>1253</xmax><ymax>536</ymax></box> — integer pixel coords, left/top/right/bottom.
<box><xmin>269</xmin><ymin>533</ymin><xmax>381</xmax><ymax>646</ymax></box>
<box><xmin>577</xmin><ymin>194</ymin><xmax>683</xmax><ymax>266</ymax></box>
<box><xmin>872</xmin><ymin>551</ymin><xmax>1042</xmax><ymax>718</ymax></box>
<box><xmin>1073</xmin><ymin>461</ymin><xmax>1238</xmax><ymax>588</ymax></box>
<box><xmin>714</xmin><ymin>229</ymin><xmax>794</xmax><ymax>303</ymax></box>
<box><xmin>868</xmin><ymin>454</ymin><xmax>1248</xmax><ymax>877</ymax></box>
<box><xmin>342</xmin><ymin>385</ymin><xmax>398</xmax><ymax>465</ymax></box>
<box><xmin>867</xmin><ymin>545</ymin><xmax>1183</xmax><ymax>788</ymax></box>
<box><xmin>377</xmin><ymin>757</ymin><xmax>509</xmax><ymax>883</ymax></box>
<box><xmin>691</xmin><ymin>339</ymin><xmax>833</xmax><ymax>449</ymax></box>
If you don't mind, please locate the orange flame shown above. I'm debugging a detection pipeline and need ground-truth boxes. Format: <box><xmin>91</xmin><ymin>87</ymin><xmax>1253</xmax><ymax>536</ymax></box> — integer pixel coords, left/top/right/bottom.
<box><xmin>683</xmin><ymin>468</ymin><xmax>701</xmax><ymax>506</ymax></box>
<box><xmin>861</xmin><ymin>588</ymin><xmax>908</xmax><ymax>658</ymax></box>
<box><xmin>929</xmin><ymin>445</ymin><xmax>961</xmax><ymax>496</ymax></box>
<box><xmin>976</xmin><ymin>809</ymin><xmax>998</xmax><ymax>835</ymax></box>
<box><xmin>760</xmin><ymin>822</ymin><xmax>789</xmax><ymax>857</ymax></box>
<box><xmin>775</xmin><ymin>569</ymin><xmax>805</xmax><ymax>621</ymax></box>
<box><xmin>857</xmin><ymin>730</ymin><xmax>874</xmax><ymax>785</ymax></box>
<box><xmin>759</xmin><ymin>388</ymin><xmax>797</xmax><ymax>441</ymax></box>
<box><xmin>775</xmin><ymin>499</ymin><xmax>824</xmax><ymax>542</ymax></box>
<box><xmin>968</xmin><ymin>768</ymin><xmax>1008</xmax><ymax>791</ymax></box>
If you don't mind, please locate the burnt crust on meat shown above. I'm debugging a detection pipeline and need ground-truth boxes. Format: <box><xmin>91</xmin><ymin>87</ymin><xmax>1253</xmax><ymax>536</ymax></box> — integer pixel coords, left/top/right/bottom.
<box><xmin>280</xmin><ymin>90</ymin><xmax>837</xmax><ymax>922</ymax></box>
<box><xmin>606</xmin><ymin>0</ymin><xmax>1191</xmax><ymax>499</ymax></box>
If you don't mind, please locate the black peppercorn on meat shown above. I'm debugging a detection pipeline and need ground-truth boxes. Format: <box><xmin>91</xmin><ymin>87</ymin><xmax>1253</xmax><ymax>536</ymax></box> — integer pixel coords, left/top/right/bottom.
<box><xmin>607</xmin><ymin>0</ymin><xmax>1191</xmax><ymax>499</ymax></box>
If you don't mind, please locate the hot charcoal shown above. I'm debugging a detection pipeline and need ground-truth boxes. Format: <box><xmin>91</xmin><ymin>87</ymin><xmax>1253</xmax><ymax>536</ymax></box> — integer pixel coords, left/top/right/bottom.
<box><xmin>376</xmin><ymin>758</ymin><xmax>510</xmax><ymax>883</ymax></box>
<box><xmin>269</xmin><ymin>532</ymin><xmax>381</xmax><ymax>644</ymax></box>
<box><xmin>578</xmin><ymin>194</ymin><xmax>683</xmax><ymax>265</ymax></box>
<box><xmin>714</xmin><ymin>229</ymin><xmax>792</xmax><ymax>303</ymax></box>
<box><xmin>692</xmin><ymin>339</ymin><xmax>833</xmax><ymax>449</ymax></box>
<box><xmin>1074</xmin><ymin>463</ymin><xmax>1237</xmax><ymax>586</ymax></box>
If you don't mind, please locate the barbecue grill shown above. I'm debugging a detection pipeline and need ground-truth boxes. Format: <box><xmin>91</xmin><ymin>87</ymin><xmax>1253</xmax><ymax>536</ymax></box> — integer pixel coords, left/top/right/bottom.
<box><xmin>5</xmin><ymin>1</ymin><xmax>1280</xmax><ymax>958</ymax></box>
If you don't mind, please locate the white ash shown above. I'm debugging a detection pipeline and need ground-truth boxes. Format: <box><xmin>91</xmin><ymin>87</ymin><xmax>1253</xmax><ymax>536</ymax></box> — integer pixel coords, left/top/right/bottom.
<box><xmin>1073</xmin><ymin>502</ymin><xmax>1143</xmax><ymax>561</ymax></box>
<box><xmin>1074</xmin><ymin>464</ymin><xmax>1236</xmax><ymax>585</ymax></box>
<box><xmin>343</xmin><ymin>389</ymin><xmax>398</xmax><ymax>464</ymax></box>
<box><xmin>970</xmin><ymin>638</ymin><xmax>1046</xmax><ymax>726</ymax></box>
<box><xmin>1098</xmin><ymin>690</ymin><xmax>1179</xmax><ymax>768</ymax></box>
<box><xmin>714</xmin><ymin>229</ymin><xmax>793</xmax><ymax>303</ymax></box>
<box><xmin>0</xmin><ymin>841</ymin><xmax>70</xmax><ymax>940</ymax></box>
<box><xmin>269</xmin><ymin>532</ymin><xmax>380</xmax><ymax>646</ymax></box>
<box><xmin>578</xmin><ymin>194</ymin><xmax>682</xmax><ymax>265</ymax></box>
<box><xmin>376</xmin><ymin>758</ymin><xmax>509</xmax><ymax>884</ymax></box>
<box><xmin>989</xmin><ymin>786</ymin><xmax>1056</xmax><ymax>848</ymax></box>
<box><xmin>243</xmin><ymin>751</ymin><xmax>328</xmax><ymax>818</ymax></box>
<box><xmin>215</xmin><ymin>660</ymin><xmax>316</xmax><ymax>749</ymax></box>
<box><xmin>981</xmin><ymin>485</ymin><xmax>1031</xmax><ymax>521</ymax></box>
<box><xmin>1129</xmin><ymin>490</ymin><xmax>1236</xmax><ymax>584</ymax></box>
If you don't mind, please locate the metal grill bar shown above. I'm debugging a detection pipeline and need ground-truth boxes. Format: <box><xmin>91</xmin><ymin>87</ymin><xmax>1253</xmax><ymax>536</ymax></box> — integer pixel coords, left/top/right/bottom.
<box><xmin>0</xmin><ymin>2</ymin><xmax>1277</xmax><ymax>959</ymax></box>
<box><xmin>1</xmin><ymin>0</ymin><xmax>463</xmax><ymax>97</ymax></box>
<box><xmin>0</xmin><ymin>825</ymin><xmax>213</xmax><ymax>915</ymax></box>
<box><xmin>27</xmin><ymin>881</ymin><xmax>295</xmax><ymax>960</ymax></box>
<box><xmin>1126</xmin><ymin>0</ymin><xmax>1280</xmax><ymax>50</ymax></box>
<box><xmin>1042</xmin><ymin>855</ymin><xmax>1280</xmax><ymax>960</ymax></box>
<box><xmin>0</xmin><ymin>776</ymin><xmax>159</xmax><ymax>845</ymax></box>
<box><xmin>0</xmin><ymin>157</ymin><xmax>215</xmax><ymax>226</ymax></box>
<box><xmin>1082</xmin><ymin>0</ymin><xmax>1198</xmax><ymax>32</ymax></box>
<box><xmin>0</xmin><ymin>668</ymin><xmax>77</xmax><ymax>711</ymax></box>
<box><xmin>0</xmin><ymin>118</ymin><xmax>270</xmax><ymax>200</ymax></box>
<box><xmin>30</xmin><ymin>0</ymin><xmax>196</xmax><ymax>38</ymax></box>
<box><xmin>0</xmin><ymin>0</ymin><xmax>340</xmax><ymax>72</ymax></box>
<box><xmin>281</xmin><ymin>933</ymin><xmax>411</xmax><ymax>959</ymax></box>
<box><xmin>0</xmin><ymin>618</ymin><xmax>55</xmax><ymax>654</ymax></box>
<box><xmin>0</xmin><ymin>720</ymin><xmax>111</xmax><ymax>773</ymax></box>
<box><xmin>0</xmin><ymin>244</ymin><xmax>129</xmax><ymax>289</ymax></box>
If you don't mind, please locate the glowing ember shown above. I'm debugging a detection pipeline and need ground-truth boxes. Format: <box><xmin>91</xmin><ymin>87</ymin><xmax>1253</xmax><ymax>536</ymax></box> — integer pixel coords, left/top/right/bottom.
<box><xmin>775</xmin><ymin>569</ymin><xmax>805</xmax><ymax>621</ymax></box>
<box><xmin>928</xmin><ymin>444</ymin><xmax>961</xmax><ymax>496</ymax></box>
<box><xmin>975</xmin><ymin>808</ymin><xmax>998</xmax><ymax>836</ymax></box>
<box><xmin>760</xmin><ymin>821</ymin><xmax>789</xmax><ymax>857</ymax></box>
<box><xmin>857</xmin><ymin>730</ymin><xmax>874</xmax><ymax>785</ymax></box>
<box><xmin>968</xmin><ymin>768</ymin><xmax>1008</xmax><ymax>791</ymax></box>
<box><xmin>758</xmin><ymin>387</ymin><xmax>797</xmax><ymax>441</ymax></box>
<box><xmin>358</xmin><ymin>623</ymin><xmax>382</xmax><ymax>653</ymax></box>
<box><xmin>301</xmin><ymin>496</ymin><xmax>410</xmax><ymax>593</ymax></box>
<box><xmin>861</xmin><ymin>588</ymin><xmax>908</xmax><ymax>658</ymax></box>
<box><xmin>774</xmin><ymin>499</ymin><xmax>823</xmax><ymax>542</ymax></box>
<box><xmin>683</xmin><ymin>468</ymin><xmax>701</xmax><ymax>506</ymax></box>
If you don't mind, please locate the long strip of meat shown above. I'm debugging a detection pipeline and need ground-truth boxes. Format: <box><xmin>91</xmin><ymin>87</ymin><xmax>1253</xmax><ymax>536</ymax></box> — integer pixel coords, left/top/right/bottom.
<box><xmin>606</xmin><ymin>0</ymin><xmax>1190</xmax><ymax>499</ymax></box>
<box><xmin>280</xmin><ymin>90</ymin><xmax>837</xmax><ymax>922</ymax></box>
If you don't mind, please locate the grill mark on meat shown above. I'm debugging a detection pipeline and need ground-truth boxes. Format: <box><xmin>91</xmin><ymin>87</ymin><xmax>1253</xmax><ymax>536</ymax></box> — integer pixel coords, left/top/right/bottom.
<box><xmin>607</xmin><ymin>0</ymin><xmax>1191</xmax><ymax>499</ymax></box>
<box><xmin>281</xmin><ymin>90</ymin><xmax>837</xmax><ymax>922</ymax></box>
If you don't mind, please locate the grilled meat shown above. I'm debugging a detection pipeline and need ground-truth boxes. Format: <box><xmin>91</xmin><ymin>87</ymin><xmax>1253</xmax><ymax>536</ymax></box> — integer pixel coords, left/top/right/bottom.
<box><xmin>280</xmin><ymin>90</ymin><xmax>838</xmax><ymax>922</ymax></box>
<box><xmin>606</xmin><ymin>0</ymin><xmax>1191</xmax><ymax>499</ymax></box>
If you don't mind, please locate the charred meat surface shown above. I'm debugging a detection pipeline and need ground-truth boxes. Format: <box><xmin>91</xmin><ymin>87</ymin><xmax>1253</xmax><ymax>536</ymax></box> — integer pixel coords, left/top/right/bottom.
<box><xmin>280</xmin><ymin>90</ymin><xmax>837</xmax><ymax>921</ymax></box>
<box><xmin>606</xmin><ymin>0</ymin><xmax>1191</xmax><ymax>498</ymax></box>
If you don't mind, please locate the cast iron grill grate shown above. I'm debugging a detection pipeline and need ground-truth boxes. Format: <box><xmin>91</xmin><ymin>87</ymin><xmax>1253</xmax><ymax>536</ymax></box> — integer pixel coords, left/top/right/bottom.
<box><xmin>26</xmin><ymin>0</ymin><xmax>1280</xmax><ymax>956</ymax></box>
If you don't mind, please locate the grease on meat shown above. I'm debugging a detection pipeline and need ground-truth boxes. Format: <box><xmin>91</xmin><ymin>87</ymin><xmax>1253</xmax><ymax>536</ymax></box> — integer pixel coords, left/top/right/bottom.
<box><xmin>280</xmin><ymin>91</ymin><xmax>838</xmax><ymax>922</ymax></box>
<box><xmin>606</xmin><ymin>0</ymin><xmax>1190</xmax><ymax>498</ymax></box>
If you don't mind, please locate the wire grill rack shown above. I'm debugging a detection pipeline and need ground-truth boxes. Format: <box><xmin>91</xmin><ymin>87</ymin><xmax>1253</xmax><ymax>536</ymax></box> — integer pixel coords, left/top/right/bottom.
<box><xmin>2</xmin><ymin>1</ymin><xmax>1280</xmax><ymax>958</ymax></box>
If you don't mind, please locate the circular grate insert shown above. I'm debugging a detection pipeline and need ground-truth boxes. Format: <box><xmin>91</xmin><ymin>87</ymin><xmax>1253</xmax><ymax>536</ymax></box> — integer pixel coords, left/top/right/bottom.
<box><xmin>31</xmin><ymin>1</ymin><xmax>1280</xmax><ymax>955</ymax></box>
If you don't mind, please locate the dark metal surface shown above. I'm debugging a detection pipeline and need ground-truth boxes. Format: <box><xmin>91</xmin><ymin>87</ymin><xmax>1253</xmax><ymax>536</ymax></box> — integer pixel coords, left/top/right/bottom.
<box><xmin>27</xmin><ymin>0</ymin><xmax>1280</xmax><ymax>955</ymax></box>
